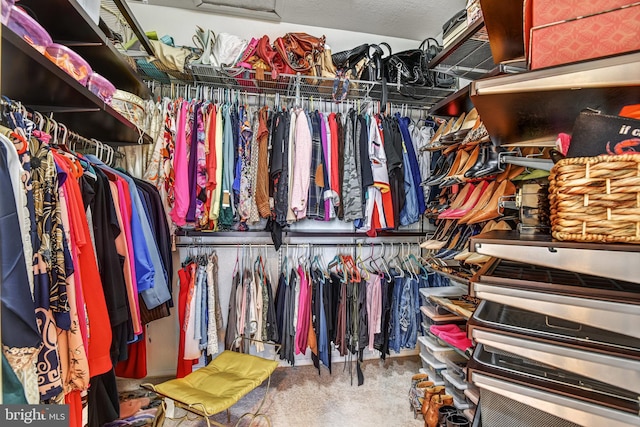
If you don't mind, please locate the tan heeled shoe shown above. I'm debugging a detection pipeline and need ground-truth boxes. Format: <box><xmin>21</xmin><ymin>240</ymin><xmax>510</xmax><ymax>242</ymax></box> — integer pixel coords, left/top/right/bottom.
<box><xmin>428</xmin><ymin>118</ymin><xmax>454</xmax><ymax>149</ymax></box>
<box><xmin>442</xmin><ymin>145</ymin><xmax>481</xmax><ymax>187</ymax></box>
<box><xmin>453</xmin><ymin>108</ymin><xmax>478</xmax><ymax>142</ymax></box>
<box><xmin>440</xmin><ymin>149</ymin><xmax>470</xmax><ymax>185</ymax></box>
<box><xmin>441</xmin><ymin>113</ymin><xmax>466</xmax><ymax>144</ymax></box>
<box><xmin>467</xmin><ymin>179</ymin><xmax>516</xmax><ymax>224</ymax></box>
<box><xmin>458</xmin><ymin>180</ymin><xmax>497</xmax><ymax>224</ymax></box>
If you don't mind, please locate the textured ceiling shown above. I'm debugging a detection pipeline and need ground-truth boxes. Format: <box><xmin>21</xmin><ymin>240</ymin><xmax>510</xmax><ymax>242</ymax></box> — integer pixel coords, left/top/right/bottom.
<box><xmin>129</xmin><ymin>0</ymin><xmax>468</xmax><ymax>40</ymax></box>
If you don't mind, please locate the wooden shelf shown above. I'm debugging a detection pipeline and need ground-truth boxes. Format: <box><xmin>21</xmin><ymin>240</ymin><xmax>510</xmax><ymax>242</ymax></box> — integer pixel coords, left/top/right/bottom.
<box><xmin>19</xmin><ymin>0</ymin><xmax>150</xmax><ymax>99</ymax></box>
<box><xmin>2</xmin><ymin>29</ymin><xmax>152</xmax><ymax>144</ymax></box>
<box><xmin>479</xmin><ymin>0</ymin><xmax>525</xmax><ymax>63</ymax></box>
<box><xmin>470</xmin><ymin>51</ymin><xmax>640</xmax><ymax>145</ymax></box>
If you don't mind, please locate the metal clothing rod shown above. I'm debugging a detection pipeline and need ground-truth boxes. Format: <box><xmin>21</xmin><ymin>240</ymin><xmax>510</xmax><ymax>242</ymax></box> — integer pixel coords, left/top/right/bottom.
<box><xmin>0</xmin><ymin>97</ymin><xmax>121</xmax><ymax>165</ymax></box>
<box><xmin>175</xmin><ymin>241</ymin><xmax>422</xmax><ymax>248</ymax></box>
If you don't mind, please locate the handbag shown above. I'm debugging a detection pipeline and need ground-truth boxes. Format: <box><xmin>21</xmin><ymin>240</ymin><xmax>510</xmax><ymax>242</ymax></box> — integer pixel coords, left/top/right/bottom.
<box><xmin>566</xmin><ymin>110</ymin><xmax>640</xmax><ymax>158</ymax></box>
<box><xmin>383</xmin><ymin>38</ymin><xmax>441</xmax><ymax>88</ymax></box>
<box><xmin>273</xmin><ymin>32</ymin><xmax>326</xmax><ymax>74</ymax></box>
<box><xmin>210</xmin><ymin>33</ymin><xmax>248</xmax><ymax>67</ymax></box>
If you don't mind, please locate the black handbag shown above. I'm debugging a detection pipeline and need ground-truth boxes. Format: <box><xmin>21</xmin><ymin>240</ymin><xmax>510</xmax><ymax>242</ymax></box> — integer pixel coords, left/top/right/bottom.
<box><xmin>384</xmin><ymin>38</ymin><xmax>450</xmax><ymax>89</ymax></box>
<box><xmin>331</xmin><ymin>43</ymin><xmax>370</xmax><ymax>77</ymax></box>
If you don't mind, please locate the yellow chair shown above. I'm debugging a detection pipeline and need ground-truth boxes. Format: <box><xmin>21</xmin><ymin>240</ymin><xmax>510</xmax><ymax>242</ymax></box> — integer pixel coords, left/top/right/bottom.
<box><xmin>143</xmin><ymin>350</ymin><xmax>279</xmax><ymax>427</ymax></box>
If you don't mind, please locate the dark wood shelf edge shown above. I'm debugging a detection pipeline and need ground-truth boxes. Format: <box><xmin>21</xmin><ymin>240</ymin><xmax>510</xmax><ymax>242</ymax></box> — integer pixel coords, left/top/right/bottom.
<box><xmin>2</xmin><ymin>28</ymin><xmax>152</xmax><ymax>145</ymax></box>
<box><xmin>18</xmin><ymin>0</ymin><xmax>150</xmax><ymax>99</ymax></box>
<box><xmin>111</xmin><ymin>0</ymin><xmax>154</xmax><ymax>56</ymax></box>
<box><xmin>430</xmin><ymin>64</ymin><xmax>516</xmax><ymax>117</ymax></box>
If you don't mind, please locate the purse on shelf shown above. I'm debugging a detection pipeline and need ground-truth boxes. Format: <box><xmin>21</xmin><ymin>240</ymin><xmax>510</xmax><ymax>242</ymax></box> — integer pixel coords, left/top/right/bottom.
<box><xmin>273</xmin><ymin>32</ymin><xmax>326</xmax><ymax>74</ymax></box>
<box><xmin>383</xmin><ymin>38</ymin><xmax>444</xmax><ymax>89</ymax></box>
<box><xmin>566</xmin><ymin>110</ymin><xmax>640</xmax><ymax>158</ymax></box>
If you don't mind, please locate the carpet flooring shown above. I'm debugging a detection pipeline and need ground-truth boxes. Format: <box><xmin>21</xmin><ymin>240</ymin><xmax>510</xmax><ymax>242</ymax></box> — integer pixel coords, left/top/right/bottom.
<box><xmin>119</xmin><ymin>355</ymin><xmax>423</xmax><ymax>427</ymax></box>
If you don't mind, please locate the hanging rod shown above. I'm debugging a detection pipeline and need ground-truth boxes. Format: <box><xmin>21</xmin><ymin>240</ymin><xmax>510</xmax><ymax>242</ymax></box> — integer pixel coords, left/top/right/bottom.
<box><xmin>0</xmin><ymin>97</ymin><xmax>122</xmax><ymax>165</ymax></box>
<box><xmin>175</xmin><ymin>240</ymin><xmax>423</xmax><ymax>248</ymax></box>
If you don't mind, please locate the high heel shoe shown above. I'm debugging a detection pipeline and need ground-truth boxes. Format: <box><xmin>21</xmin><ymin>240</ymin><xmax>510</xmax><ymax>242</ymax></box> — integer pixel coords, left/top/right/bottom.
<box><xmin>420</xmin><ymin>219</ymin><xmax>455</xmax><ymax>249</ymax></box>
<box><xmin>453</xmin><ymin>108</ymin><xmax>478</xmax><ymax>142</ymax></box>
<box><xmin>458</xmin><ymin>180</ymin><xmax>497</xmax><ymax>224</ymax></box>
<box><xmin>454</xmin><ymin>220</ymin><xmax>497</xmax><ymax>261</ymax></box>
<box><xmin>422</xmin><ymin>152</ymin><xmax>455</xmax><ymax>186</ymax></box>
<box><xmin>427</xmin><ymin>118</ymin><xmax>455</xmax><ymax>150</ymax></box>
<box><xmin>439</xmin><ymin>181</ymin><xmax>489</xmax><ymax>219</ymax></box>
<box><xmin>441</xmin><ymin>145</ymin><xmax>481</xmax><ymax>187</ymax></box>
<box><xmin>466</xmin><ymin>179</ymin><xmax>516</xmax><ymax>224</ymax></box>
<box><xmin>463</xmin><ymin>144</ymin><xmax>488</xmax><ymax>179</ymax></box>
<box><xmin>437</xmin><ymin>149</ymin><xmax>470</xmax><ymax>187</ymax></box>
<box><xmin>441</xmin><ymin>113</ymin><xmax>466</xmax><ymax>145</ymax></box>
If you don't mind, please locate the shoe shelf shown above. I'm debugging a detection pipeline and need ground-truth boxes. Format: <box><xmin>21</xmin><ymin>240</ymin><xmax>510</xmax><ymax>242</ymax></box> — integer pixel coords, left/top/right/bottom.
<box><xmin>426</xmin><ymin>265</ymin><xmax>472</xmax><ymax>288</ymax></box>
<box><xmin>470</xmin><ymin>51</ymin><xmax>640</xmax><ymax>146</ymax></box>
<box><xmin>428</xmin><ymin>17</ymin><xmax>496</xmax><ymax>81</ymax></box>
<box><xmin>478</xmin><ymin>0</ymin><xmax>525</xmax><ymax>64</ymax></box>
<box><xmin>469</xmin><ymin>230</ymin><xmax>640</xmax><ymax>285</ymax></box>
<box><xmin>429</xmin><ymin>63</ymin><xmax>521</xmax><ymax>117</ymax></box>
<box><xmin>19</xmin><ymin>0</ymin><xmax>151</xmax><ymax>99</ymax></box>
<box><xmin>2</xmin><ymin>28</ymin><xmax>152</xmax><ymax>145</ymax></box>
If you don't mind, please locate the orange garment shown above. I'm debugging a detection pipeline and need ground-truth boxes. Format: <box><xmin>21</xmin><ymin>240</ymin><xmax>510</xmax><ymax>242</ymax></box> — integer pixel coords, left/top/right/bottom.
<box><xmin>255</xmin><ymin>106</ymin><xmax>271</xmax><ymax>217</ymax></box>
<box><xmin>53</xmin><ymin>151</ymin><xmax>113</xmax><ymax>377</ymax></box>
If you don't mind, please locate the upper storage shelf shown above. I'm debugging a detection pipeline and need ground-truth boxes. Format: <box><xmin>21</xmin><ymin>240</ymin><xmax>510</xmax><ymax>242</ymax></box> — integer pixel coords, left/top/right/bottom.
<box><xmin>19</xmin><ymin>0</ymin><xmax>150</xmax><ymax>99</ymax></box>
<box><xmin>2</xmin><ymin>28</ymin><xmax>152</xmax><ymax>144</ymax></box>
<box><xmin>469</xmin><ymin>52</ymin><xmax>640</xmax><ymax>145</ymax></box>
<box><xmin>428</xmin><ymin>17</ymin><xmax>496</xmax><ymax>81</ymax></box>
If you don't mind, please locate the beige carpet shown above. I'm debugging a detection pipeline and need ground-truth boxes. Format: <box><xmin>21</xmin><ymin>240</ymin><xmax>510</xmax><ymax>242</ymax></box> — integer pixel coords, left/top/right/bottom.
<box><xmin>140</xmin><ymin>355</ymin><xmax>423</xmax><ymax>427</ymax></box>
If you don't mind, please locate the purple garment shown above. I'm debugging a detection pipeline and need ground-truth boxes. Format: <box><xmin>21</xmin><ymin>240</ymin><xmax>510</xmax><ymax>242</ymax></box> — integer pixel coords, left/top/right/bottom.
<box><xmin>186</xmin><ymin>103</ymin><xmax>201</xmax><ymax>223</ymax></box>
<box><xmin>319</xmin><ymin>113</ymin><xmax>331</xmax><ymax>221</ymax></box>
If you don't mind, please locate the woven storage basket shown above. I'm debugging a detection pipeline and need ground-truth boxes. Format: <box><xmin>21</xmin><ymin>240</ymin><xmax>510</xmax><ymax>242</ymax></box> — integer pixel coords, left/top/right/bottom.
<box><xmin>548</xmin><ymin>154</ymin><xmax>640</xmax><ymax>244</ymax></box>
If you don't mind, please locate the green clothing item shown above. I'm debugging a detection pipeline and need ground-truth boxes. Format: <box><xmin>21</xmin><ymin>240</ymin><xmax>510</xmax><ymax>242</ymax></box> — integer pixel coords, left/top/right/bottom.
<box><xmin>3</xmin><ymin>353</ymin><xmax>28</xmax><ymax>404</ymax></box>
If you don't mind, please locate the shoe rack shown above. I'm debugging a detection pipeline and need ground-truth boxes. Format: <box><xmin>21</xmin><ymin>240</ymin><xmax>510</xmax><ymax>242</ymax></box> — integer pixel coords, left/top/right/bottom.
<box><xmin>452</xmin><ymin>1</ymin><xmax>640</xmax><ymax>425</ymax></box>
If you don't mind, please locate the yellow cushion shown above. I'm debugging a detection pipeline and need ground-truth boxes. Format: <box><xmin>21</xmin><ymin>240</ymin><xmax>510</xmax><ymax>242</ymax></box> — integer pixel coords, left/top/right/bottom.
<box><xmin>154</xmin><ymin>351</ymin><xmax>279</xmax><ymax>416</ymax></box>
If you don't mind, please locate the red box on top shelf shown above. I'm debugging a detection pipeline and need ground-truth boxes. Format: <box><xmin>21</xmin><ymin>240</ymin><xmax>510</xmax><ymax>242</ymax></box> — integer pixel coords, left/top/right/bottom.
<box><xmin>529</xmin><ymin>0</ymin><xmax>635</xmax><ymax>27</ymax></box>
<box><xmin>528</xmin><ymin>3</ymin><xmax>640</xmax><ymax>70</ymax></box>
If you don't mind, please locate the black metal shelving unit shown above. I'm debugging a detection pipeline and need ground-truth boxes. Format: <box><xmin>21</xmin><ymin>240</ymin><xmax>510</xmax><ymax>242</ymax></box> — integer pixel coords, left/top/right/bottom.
<box><xmin>19</xmin><ymin>0</ymin><xmax>151</xmax><ymax>99</ymax></box>
<box><xmin>2</xmin><ymin>28</ymin><xmax>152</xmax><ymax>144</ymax></box>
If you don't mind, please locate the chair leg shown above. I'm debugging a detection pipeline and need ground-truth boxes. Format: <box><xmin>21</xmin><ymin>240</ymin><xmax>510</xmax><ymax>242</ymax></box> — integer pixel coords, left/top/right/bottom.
<box><xmin>234</xmin><ymin>375</ymin><xmax>273</xmax><ymax>427</ymax></box>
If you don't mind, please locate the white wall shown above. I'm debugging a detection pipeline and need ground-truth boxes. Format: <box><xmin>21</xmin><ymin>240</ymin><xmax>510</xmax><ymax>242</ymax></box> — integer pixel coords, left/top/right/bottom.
<box><xmin>127</xmin><ymin>2</ymin><xmax>424</xmax><ymax>54</ymax></box>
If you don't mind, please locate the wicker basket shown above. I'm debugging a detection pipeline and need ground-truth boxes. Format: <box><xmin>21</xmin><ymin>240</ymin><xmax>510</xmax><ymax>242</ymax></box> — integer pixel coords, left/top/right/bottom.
<box><xmin>548</xmin><ymin>154</ymin><xmax>640</xmax><ymax>244</ymax></box>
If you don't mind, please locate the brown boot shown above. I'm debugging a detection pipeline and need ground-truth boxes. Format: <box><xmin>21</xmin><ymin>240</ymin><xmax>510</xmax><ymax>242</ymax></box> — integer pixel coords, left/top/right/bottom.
<box><xmin>421</xmin><ymin>385</ymin><xmax>445</xmax><ymax>419</ymax></box>
<box><xmin>410</xmin><ymin>375</ymin><xmax>432</xmax><ymax>413</ymax></box>
<box><xmin>426</xmin><ymin>394</ymin><xmax>454</xmax><ymax>427</ymax></box>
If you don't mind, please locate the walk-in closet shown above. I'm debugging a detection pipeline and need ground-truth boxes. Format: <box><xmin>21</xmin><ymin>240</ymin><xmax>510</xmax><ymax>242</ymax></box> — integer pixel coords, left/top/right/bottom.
<box><xmin>1</xmin><ymin>1</ymin><xmax>639</xmax><ymax>426</ymax></box>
